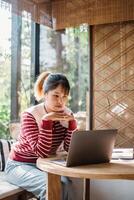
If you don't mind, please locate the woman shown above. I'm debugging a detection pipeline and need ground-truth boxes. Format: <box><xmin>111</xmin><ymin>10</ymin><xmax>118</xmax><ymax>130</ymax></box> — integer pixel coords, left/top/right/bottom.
<box><xmin>5</xmin><ymin>72</ymin><xmax>77</xmax><ymax>200</ymax></box>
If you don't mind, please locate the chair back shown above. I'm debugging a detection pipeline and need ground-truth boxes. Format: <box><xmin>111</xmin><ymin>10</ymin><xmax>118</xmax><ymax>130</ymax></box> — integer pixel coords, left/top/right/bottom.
<box><xmin>9</xmin><ymin>122</ymin><xmax>20</xmax><ymax>140</ymax></box>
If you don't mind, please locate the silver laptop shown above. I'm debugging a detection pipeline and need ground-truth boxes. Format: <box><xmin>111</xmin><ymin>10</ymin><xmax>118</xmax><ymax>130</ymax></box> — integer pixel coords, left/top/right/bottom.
<box><xmin>51</xmin><ymin>129</ymin><xmax>117</xmax><ymax>167</ymax></box>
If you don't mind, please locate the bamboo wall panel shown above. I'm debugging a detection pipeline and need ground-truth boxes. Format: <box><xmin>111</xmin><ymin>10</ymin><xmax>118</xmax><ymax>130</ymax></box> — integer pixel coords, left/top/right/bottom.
<box><xmin>52</xmin><ymin>0</ymin><xmax>134</xmax><ymax>30</ymax></box>
<box><xmin>93</xmin><ymin>21</ymin><xmax>134</xmax><ymax>147</ymax></box>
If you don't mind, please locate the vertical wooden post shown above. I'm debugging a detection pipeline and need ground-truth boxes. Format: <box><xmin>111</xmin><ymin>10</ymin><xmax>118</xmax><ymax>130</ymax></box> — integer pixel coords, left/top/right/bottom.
<box><xmin>46</xmin><ymin>173</ymin><xmax>61</xmax><ymax>200</ymax></box>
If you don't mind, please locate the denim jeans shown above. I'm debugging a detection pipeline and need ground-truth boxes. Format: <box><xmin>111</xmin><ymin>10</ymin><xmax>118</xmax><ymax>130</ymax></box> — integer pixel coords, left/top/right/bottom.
<box><xmin>5</xmin><ymin>159</ymin><xmax>72</xmax><ymax>200</ymax></box>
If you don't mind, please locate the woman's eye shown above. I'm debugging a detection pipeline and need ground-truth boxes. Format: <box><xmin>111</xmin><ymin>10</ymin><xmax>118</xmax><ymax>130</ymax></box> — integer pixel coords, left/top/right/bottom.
<box><xmin>54</xmin><ymin>95</ymin><xmax>59</xmax><ymax>97</ymax></box>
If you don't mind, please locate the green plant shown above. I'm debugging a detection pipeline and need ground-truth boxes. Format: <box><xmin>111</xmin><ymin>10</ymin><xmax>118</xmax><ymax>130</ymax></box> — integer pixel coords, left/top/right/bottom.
<box><xmin>0</xmin><ymin>105</ymin><xmax>10</xmax><ymax>139</ymax></box>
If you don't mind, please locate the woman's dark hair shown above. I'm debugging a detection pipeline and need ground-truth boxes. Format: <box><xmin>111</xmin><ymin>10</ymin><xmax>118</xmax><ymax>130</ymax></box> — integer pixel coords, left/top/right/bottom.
<box><xmin>43</xmin><ymin>73</ymin><xmax>70</xmax><ymax>94</ymax></box>
<box><xmin>34</xmin><ymin>71</ymin><xmax>70</xmax><ymax>101</ymax></box>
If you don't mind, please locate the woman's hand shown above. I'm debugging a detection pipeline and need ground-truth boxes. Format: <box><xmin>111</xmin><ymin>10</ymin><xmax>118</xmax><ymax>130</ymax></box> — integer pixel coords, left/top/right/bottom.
<box><xmin>42</xmin><ymin>112</ymin><xmax>74</xmax><ymax>121</ymax></box>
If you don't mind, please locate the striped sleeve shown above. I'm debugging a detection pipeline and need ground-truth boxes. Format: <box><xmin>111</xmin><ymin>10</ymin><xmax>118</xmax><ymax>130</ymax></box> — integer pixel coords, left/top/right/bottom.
<box><xmin>21</xmin><ymin>112</ymin><xmax>53</xmax><ymax>158</ymax></box>
<box><xmin>63</xmin><ymin>119</ymin><xmax>77</xmax><ymax>152</ymax></box>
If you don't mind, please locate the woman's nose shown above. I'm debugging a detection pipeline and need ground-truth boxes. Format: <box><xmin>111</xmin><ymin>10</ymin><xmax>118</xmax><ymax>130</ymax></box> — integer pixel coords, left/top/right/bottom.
<box><xmin>58</xmin><ymin>97</ymin><xmax>63</xmax><ymax>104</ymax></box>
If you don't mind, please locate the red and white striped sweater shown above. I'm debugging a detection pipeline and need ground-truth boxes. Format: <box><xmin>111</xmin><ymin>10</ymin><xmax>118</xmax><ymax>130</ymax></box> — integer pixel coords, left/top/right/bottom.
<box><xmin>10</xmin><ymin>103</ymin><xmax>77</xmax><ymax>163</ymax></box>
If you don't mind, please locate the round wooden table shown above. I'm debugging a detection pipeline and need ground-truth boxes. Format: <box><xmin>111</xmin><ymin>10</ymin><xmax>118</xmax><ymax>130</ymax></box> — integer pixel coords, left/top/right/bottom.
<box><xmin>36</xmin><ymin>157</ymin><xmax>134</xmax><ymax>200</ymax></box>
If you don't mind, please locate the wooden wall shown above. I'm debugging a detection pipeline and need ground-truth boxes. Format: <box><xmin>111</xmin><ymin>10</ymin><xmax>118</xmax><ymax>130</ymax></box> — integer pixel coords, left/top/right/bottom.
<box><xmin>93</xmin><ymin>21</ymin><xmax>134</xmax><ymax>147</ymax></box>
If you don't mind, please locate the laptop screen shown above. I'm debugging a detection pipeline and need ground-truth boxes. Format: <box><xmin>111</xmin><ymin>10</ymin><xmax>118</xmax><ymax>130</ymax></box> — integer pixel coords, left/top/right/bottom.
<box><xmin>65</xmin><ymin>129</ymin><xmax>117</xmax><ymax>167</ymax></box>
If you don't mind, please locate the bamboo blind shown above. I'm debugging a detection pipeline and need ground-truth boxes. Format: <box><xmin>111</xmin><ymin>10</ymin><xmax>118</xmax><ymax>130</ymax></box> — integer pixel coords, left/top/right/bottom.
<box><xmin>52</xmin><ymin>0</ymin><xmax>134</xmax><ymax>30</ymax></box>
<box><xmin>2</xmin><ymin>0</ymin><xmax>134</xmax><ymax>29</ymax></box>
<box><xmin>93</xmin><ymin>21</ymin><xmax>134</xmax><ymax>147</ymax></box>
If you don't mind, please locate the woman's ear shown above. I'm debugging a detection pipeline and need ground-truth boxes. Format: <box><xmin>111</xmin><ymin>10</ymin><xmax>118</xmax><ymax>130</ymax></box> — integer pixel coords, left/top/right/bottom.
<box><xmin>43</xmin><ymin>93</ymin><xmax>46</xmax><ymax>100</ymax></box>
<box><xmin>44</xmin><ymin>92</ymin><xmax>48</xmax><ymax>101</ymax></box>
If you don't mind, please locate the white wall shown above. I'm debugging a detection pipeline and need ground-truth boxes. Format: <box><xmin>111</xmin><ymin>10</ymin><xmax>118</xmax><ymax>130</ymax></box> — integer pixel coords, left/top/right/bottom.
<box><xmin>91</xmin><ymin>180</ymin><xmax>134</xmax><ymax>200</ymax></box>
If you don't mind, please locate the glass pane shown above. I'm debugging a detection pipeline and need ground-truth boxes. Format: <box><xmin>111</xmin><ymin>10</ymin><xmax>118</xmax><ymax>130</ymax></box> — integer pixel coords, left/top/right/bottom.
<box><xmin>0</xmin><ymin>1</ymin><xmax>34</xmax><ymax>138</ymax></box>
<box><xmin>11</xmin><ymin>11</ymin><xmax>33</xmax><ymax>121</ymax></box>
<box><xmin>0</xmin><ymin>1</ymin><xmax>11</xmax><ymax>138</ymax></box>
<box><xmin>40</xmin><ymin>24</ymin><xmax>89</xmax><ymax>130</ymax></box>
<box><xmin>20</xmin><ymin>11</ymin><xmax>32</xmax><ymax>113</ymax></box>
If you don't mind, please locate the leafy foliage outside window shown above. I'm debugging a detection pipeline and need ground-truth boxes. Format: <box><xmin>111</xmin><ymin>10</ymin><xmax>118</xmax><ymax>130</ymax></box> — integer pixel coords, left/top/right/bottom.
<box><xmin>0</xmin><ymin>105</ymin><xmax>10</xmax><ymax>139</ymax></box>
<box><xmin>0</xmin><ymin>7</ymin><xmax>32</xmax><ymax>138</ymax></box>
<box><xmin>0</xmin><ymin>3</ymin><xmax>11</xmax><ymax>139</ymax></box>
<box><xmin>20</xmin><ymin>11</ymin><xmax>32</xmax><ymax>112</ymax></box>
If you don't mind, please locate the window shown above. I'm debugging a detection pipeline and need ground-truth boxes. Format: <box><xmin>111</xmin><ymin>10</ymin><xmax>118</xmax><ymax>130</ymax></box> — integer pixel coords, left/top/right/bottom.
<box><xmin>0</xmin><ymin>0</ymin><xmax>89</xmax><ymax>138</ymax></box>
<box><xmin>0</xmin><ymin>1</ymin><xmax>34</xmax><ymax>138</ymax></box>
<box><xmin>0</xmin><ymin>1</ymin><xmax>11</xmax><ymax>138</ymax></box>
<box><xmin>40</xmin><ymin>24</ymin><xmax>89</xmax><ymax>129</ymax></box>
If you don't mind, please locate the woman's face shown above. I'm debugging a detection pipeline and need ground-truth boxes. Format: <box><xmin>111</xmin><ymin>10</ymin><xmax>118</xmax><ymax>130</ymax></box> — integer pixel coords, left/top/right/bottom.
<box><xmin>45</xmin><ymin>85</ymin><xmax>69</xmax><ymax>112</ymax></box>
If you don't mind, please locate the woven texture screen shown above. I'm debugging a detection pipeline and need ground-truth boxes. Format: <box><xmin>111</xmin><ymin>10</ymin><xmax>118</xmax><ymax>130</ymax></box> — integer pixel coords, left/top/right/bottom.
<box><xmin>2</xmin><ymin>0</ymin><xmax>134</xmax><ymax>29</ymax></box>
<box><xmin>52</xmin><ymin>0</ymin><xmax>134</xmax><ymax>30</ymax></box>
<box><xmin>93</xmin><ymin>21</ymin><xmax>134</xmax><ymax>147</ymax></box>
